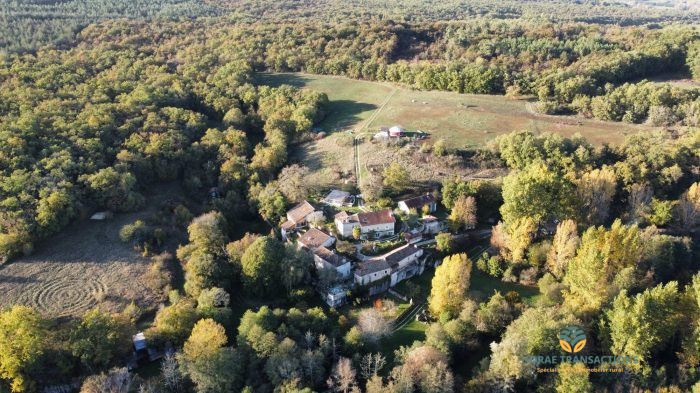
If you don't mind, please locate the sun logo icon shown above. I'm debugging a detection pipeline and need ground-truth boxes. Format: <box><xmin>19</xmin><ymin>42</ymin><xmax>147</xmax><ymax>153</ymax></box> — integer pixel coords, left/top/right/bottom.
<box><xmin>559</xmin><ymin>326</ymin><xmax>586</xmax><ymax>353</ymax></box>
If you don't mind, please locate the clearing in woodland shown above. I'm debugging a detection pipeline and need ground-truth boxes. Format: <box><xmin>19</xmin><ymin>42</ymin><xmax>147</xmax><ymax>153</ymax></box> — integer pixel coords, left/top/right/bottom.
<box><xmin>258</xmin><ymin>72</ymin><xmax>654</xmax><ymax>187</ymax></box>
<box><xmin>0</xmin><ymin>184</ymin><xmax>186</xmax><ymax>318</ymax></box>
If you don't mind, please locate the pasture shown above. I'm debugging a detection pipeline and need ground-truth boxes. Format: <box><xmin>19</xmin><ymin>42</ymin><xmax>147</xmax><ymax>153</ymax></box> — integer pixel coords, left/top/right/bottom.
<box><xmin>0</xmin><ymin>215</ymin><xmax>156</xmax><ymax>318</ymax></box>
<box><xmin>258</xmin><ymin>72</ymin><xmax>654</xmax><ymax>147</ymax></box>
<box><xmin>259</xmin><ymin>72</ymin><xmax>655</xmax><ymax>187</ymax></box>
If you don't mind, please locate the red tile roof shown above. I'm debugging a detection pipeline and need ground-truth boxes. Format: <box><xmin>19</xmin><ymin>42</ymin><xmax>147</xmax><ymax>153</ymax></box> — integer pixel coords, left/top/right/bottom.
<box><xmin>357</xmin><ymin>209</ymin><xmax>395</xmax><ymax>226</ymax></box>
<box><xmin>298</xmin><ymin>228</ymin><xmax>332</xmax><ymax>249</ymax></box>
<box><xmin>287</xmin><ymin>200</ymin><xmax>316</xmax><ymax>223</ymax></box>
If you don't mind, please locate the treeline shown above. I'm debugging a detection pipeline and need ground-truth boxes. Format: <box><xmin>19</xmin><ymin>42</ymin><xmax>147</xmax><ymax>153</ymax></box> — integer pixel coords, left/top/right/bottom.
<box><xmin>536</xmin><ymin>27</ymin><xmax>700</xmax><ymax>125</ymax></box>
<box><xmin>7</xmin><ymin>15</ymin><xmax>700</xmax><ymax>125</ymax></box>
<box><xmin>214</xmin><ymin>0</ymin><xmax>700</xmax><ymax>25</ymax></box>
<box><xmin>74</xmin><ymin>19</ymin><xmax>700</xmax><ymax>100</ymax></box>
<box><xmin>0</xmin><ymin>23</ymin><xmax>327</xmax><ymax>262</ymax></box>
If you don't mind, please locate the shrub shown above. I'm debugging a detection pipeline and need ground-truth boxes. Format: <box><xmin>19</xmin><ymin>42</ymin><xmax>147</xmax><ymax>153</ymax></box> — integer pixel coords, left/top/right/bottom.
<box><xmin>646</xmin><ymin>105</ymin><xmax>678</xmax><ymax>126</ymax></box>
<box><xmin>487</xmin><ymin>256</ymin><xmax>504</xmax><ymax>278</ymax></box>
<box><xmin>145</xmin><ymin>253</ymin><xmax>174</xmax><ymax>297</ymax></box>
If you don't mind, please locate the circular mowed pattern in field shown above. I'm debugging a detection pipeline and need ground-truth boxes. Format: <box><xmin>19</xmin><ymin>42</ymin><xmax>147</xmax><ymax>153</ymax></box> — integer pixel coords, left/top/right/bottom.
<box><xmin>17</xmin><ymin>279</ymin><xmax>107</xmax><ymax>317</ymax></box>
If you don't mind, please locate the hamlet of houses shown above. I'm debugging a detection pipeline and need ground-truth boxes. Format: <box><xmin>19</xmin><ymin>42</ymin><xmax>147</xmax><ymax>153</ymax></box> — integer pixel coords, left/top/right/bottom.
<box><xmin>280</xmin><ymin>189</ymin><xmax>446</xmax><ymax>307</ymax></box>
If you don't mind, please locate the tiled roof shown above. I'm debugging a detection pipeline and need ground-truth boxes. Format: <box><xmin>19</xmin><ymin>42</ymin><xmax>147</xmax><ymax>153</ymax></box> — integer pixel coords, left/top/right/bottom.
<box><xmin>298</xmin><ymin>228</ymin><xmax>332</xmax><ymax>249</ymax></box>
<box><xmin>314</xmin><ymin>246</ymin><xmax>347</xmax><ymax>268</ymax></box>
<box><xmin>335</xmin><ymin>211</ymin><xmax>358</xmax><ymax>223</ymax></box>
<box><xmin>382</xmin><ymin>244</ymin><xmax>421</xmax><ymax>268</ymax></box>
<box><xmin>355</xmin><ymin>243</ymin><xmax>422</xmax><ymax>277</ymax></box>
<box><xmin>400</xmin><ymin>194</ymin><xmax>436</xmax><ymax>210</ymax></box>
<box><xmin>281</xmin><ymin>220</ymin><xmax>296</xmax><ymax>230</ymax></box>
<box><xmin>357</xmin><ymin>209</ymin><xmax>395</xmax><ymax>226</ymax></box>
<box><xmin>287</xmin><ymin>200</ymin><xmax>316</xmax><ymax>223</ymax></box>
<box><xmin>355</xmin><ymin>259</ymin><xmax>391</xmax><ymax>276</ymax></box>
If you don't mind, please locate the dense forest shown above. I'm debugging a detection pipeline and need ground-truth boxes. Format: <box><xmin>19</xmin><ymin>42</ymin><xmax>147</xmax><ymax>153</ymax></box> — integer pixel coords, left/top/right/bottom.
<box><xmin>0</xmin><ymin>1</ymin><xmax>700</xmax><ymax>393</ymax></box>
<box><xmin>73</xmin><ymin>19</ymin><xmax>700</xmax><ymax>127</ymax></box>
<box><xmin>2</xmin><ymin>0</ymin><xmax>700</xmax><ymax>54</ymax></box>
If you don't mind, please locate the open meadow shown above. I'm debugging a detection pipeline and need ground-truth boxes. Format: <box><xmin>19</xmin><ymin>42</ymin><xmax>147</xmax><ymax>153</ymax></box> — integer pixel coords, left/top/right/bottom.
<box><xmin>258</xmin><ymin>72</ymin><xmax>655</xmax><ymax>147</ymax></box>
<box><xmin>0</xmin><ymin>184</ymin><xmax>188</xmax><ymax>319</ymax></box>
<box><xmin>0</xmin><ymin>214</ymin><xmax>157</xmax><ymax>319</ymax></box>
<box><xmin>259</xmin><ymin>72</ymin><xmax>654</xmax><ymax>187</ymax></box>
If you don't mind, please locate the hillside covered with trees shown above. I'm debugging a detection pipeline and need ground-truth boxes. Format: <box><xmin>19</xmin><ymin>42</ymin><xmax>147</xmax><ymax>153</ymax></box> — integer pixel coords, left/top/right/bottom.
<box><xmin>0</xmin><ymin>1</ymin><xmax>699</xmax><ymax>393</ymax></box>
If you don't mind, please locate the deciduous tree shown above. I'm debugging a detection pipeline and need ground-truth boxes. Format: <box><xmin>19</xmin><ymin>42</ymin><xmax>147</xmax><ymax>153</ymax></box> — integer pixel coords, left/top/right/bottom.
<box><xmin>546</xmin><ymin>219</ymin><xmax>579</xmax><ymax>278</ymax></box>
<box><xmin>604</xmin><ymin>282</ymin><xmax>684</xmax><ymax>373</ymax></box>
<box><xmin>0</xmin><ymin>306</ymin><xmax>46</xmax><ymax>393</ymax></box>
<box><xmin>576</xmin><ymin>167</ymin><xmax>616</xmax><ymax>226</ymax></box>
<box><xmin>676</xmin><ymin>182</ymin><xmax>700</xmax><ymax>231</ymax></box>
<box><xmin>241</xmin><ymin>236</ymin><xmax>285</xmax><ymax>296</ymax></box>
<box><xmin>429</xmin><ymin>254</ymin><xmax>472</xmax><ymax>317</ymax></box>
<box><xmin>382</xmin><ymin>162</ymin><xmax>410</xmax><ymax>192</ymax></box>
<box><xmin>500</xmin><ymin>161</ymin><xmax>575</xmax><ymax>228</ymax></box>
<box><xmin>448</xmin><ymin>195</ymin><xmax>477</xmax><ymax>231</ymax></box>
<box><xmin>564</xmin><ymin>220</ymin><xmax>643</xmax><ymax>312</ymax></box>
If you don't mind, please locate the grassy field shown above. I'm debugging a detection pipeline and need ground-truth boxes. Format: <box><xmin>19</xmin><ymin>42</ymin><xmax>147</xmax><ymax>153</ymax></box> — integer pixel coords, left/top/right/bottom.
<box><xmin>258</xmin><ymin>72</ymin><xmax>654</xmax><ymax>147</ymax></box>
<box><xmin>0</xmin><ymin>184</ymin><xmax>189</xmax><ymax>318</ymax></box>
<box><xmin>470</xmin><ymin>271</ymin><xmax>540</xmax><ymax>305</ymax></box>
<box><xmin>259</xmin><ymin>72</ymin><xmax>654</xmax><ymax>188</ymax></box>
<box><xmin>648</xmin><ymin>72</ymin><xmax>700</xmax><ymax>90</ymax></box>
<box><xmin>256</xmin><ymin>73</ymin><xmax>393</xmax><ymax>132</ymax></box>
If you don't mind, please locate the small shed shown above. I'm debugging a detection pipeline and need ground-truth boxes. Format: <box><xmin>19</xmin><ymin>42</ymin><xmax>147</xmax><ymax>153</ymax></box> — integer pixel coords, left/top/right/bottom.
<box><xmin>133</xmin><ymin>332</ymin><xmax>147</xmax><ymax>353</ymax></box>
<box><xmin>389</xmin><ymin>126</ymin><xmax>405</xmax><ymax>137</ymax></box>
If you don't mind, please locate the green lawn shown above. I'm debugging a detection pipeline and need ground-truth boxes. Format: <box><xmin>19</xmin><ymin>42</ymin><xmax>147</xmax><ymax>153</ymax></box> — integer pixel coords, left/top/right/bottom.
<box><xmin>392</xmin><ymin>268</ymin><xmax>435</xmax><ymax>301</ymax></box>
<box><xmin>380</xmin><ymin>319</ymin><xmax>428</xmax><ymax>367</ymax></box>
<box><xmin>470</xmin><ymin>270</ymin><xmax>540</xmax><ymax>305</ymax></box>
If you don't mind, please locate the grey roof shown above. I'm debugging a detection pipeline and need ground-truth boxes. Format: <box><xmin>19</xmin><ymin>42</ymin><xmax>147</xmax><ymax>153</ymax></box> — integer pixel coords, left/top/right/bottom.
<box><xmin>355</xmin><ymin>244</ymin><xmax>422</xmax><ymax>277</ymax></box>
<box><xmin>383</xmin><ymin>244</ymin><xmax>421</xmax><ymax>268</ymax></box>
<box><xmin>314</xmin><ymin>246</ymin><xmax>348</xmax><ymax>268</ymax></box>
<box><xmin>323</xmin><ymin>189</ymin><xmax>352</xmax><ymax>204</ymax></box>
<box><xmin>355</xmin><ymin>259</ymin><xmax>391</xmax><ymax>276</ymax></box>
<box><xmin>399</xmin><ymin>194</ymin><xmax>436</xmax><ymax>210</ymax></box>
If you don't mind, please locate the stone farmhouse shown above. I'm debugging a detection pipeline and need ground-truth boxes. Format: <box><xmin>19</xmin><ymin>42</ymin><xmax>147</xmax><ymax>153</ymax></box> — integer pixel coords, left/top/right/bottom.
<box><xmin>334</xmin><ymin>209</ymin><xmax>395</xmax><ymax>239</ymax></box>
<box><xmin>354</xmin><ymin>244</ymin><xmax>425</xmax><ymax>295</ymax></box>
<box><xmin>281</xmin><ymin>200</ymin><xmax>324</xmax><ymax>239</ymax></box>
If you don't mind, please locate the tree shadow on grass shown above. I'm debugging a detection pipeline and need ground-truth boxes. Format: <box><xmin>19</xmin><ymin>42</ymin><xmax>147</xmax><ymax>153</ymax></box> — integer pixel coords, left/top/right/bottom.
<box><xmin>254</xmin><ymin>73</ymin><xmax>378</xmax><ymax>132</ymax></box>
<box><xmin>319</xmin><ymin>99</ymin><xmax>377</xmax><ymax>132</ymax></box>
<box><xmin>254</xmin><ymin>72</ymin><xmax>315</xmax><ymax>88</ymax></box>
